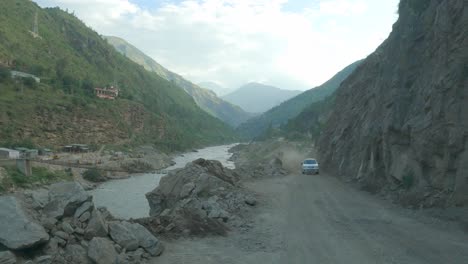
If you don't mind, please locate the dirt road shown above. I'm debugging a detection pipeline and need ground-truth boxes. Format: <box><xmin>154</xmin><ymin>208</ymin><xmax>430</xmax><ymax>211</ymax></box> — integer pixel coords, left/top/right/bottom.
<box><xmin>155</xmin><ymin>174</ymin><xmax>468</xmax><ymax>264</ymax></box>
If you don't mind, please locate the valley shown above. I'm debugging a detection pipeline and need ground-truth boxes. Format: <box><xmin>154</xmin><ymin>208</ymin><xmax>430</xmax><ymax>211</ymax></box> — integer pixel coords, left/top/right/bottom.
<box><xmin>0</xmin><ymin>0</ymin><xmax>466</xmax><ymax>263</ymax></box>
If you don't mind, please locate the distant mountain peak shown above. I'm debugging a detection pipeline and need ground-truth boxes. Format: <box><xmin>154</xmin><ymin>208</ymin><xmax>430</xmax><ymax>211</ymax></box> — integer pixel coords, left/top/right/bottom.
<box><xmin>104</xmin><ymin>36</ymin><xmax>252</xmax><ymax>127</ymax></box>
<box><xmin>222</xmin><ymin>83</ymin><xmax>302</xmax><ymax>113</ymax></box>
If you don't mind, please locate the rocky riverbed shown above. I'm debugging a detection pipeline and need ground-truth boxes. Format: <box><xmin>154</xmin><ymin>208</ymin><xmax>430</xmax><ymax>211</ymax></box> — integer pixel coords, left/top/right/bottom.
<box><xmin>0</xmin><ymin>143</ymin><xmax>290</xmax><ymax>263</ymax></box>
<box><xmin>0</xmin><ymin>181</ymin><xmax>164</xmax><ymax>264</ymax></box>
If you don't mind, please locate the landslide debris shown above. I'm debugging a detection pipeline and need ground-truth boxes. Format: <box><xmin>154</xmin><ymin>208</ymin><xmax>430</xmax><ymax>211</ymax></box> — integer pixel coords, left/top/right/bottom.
<box><xmin>0</xmin><ymin>181</ymin><xmax>164</xmax><ymax>264</ymax></box>
<box><xmin>143</xmin><ymin>158</ymin><xmax>263</xmax><ymax>238</ymax></box>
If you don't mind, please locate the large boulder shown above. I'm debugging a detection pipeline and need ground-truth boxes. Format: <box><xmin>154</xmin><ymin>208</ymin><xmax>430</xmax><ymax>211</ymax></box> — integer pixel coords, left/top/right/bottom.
<box><xmin>146</xmin><ymin>159</ymin><xmax>236</xmax><ymax>216</ymax></box>
<box><xmin>43</xmin><ymin>182</ymin><xmax>91</xmax><ymax>219</ymax></box>
<box><xmin>84</xmin><ymin>209</ymin><xmax>108</xmax><ymax>240</ymax></box>
<box><xmin>87</xmin><ymin>238</ymin><xmax>118</xmax><ymax>264</ymax></box>
<box><xmin>0</xmin><ymin>196</ymin><xmax>49</xmax><ymax>250</ymax></box>
<box><xmin>64</xmin><ymin>244</ymin><xmax>90</xmax><ymax>264</ymax></box>
<box><xmin>121</xmin><ymin>222</ymin><xmax>164</xmax><ymax>256</ymax></box>
<box><xmin>0</xmin><ymin>251</ymin><xmax>16</xmax><ymax>264</ymax></box>
<box><xmin>108</xmin><ymin>222</ymin><xmax>139</xmax><ymax>251</ymax></box>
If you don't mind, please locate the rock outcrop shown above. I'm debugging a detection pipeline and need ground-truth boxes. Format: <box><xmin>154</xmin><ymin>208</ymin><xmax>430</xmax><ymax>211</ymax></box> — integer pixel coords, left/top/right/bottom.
<box><xmin>0</xmin><ymin>181</ymin><xmax>164</xmax><ymax>263</ymax></box>
<box><xmin>318</xmin><ymin>0</ymin><xmax>468</xmax><ymax>207</ymax></box>
<box><xmin>145</xmin><ymin>159</ymin><xmax>256</xmax><ymax>236</ymax></box>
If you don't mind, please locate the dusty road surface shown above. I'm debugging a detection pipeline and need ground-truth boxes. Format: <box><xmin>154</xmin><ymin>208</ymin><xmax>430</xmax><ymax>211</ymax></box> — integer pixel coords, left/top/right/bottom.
<box><xmin>155</xmin><ymin>174</ymin><xmax>468</xmax><ymax>264</ymax></box>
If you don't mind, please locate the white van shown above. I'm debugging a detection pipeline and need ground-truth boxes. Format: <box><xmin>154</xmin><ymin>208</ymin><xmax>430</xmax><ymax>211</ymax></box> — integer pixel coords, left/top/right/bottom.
<box><xmin>302</xmin><ymin>158</ymin><xmax>319</xmax><ymax>175</ymax></box>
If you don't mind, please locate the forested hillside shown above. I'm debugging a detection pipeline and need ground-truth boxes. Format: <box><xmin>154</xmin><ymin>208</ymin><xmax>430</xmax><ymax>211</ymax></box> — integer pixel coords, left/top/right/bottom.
<box><xmin>0</xmin><ymin>0</ymin><xmax>236</xmax><ymax>151</ymax></box>
<box><xmin>105</xmin><ymin>36</ymin><xmax>252</xmax><ymax>127</ymax></box>
<box><xmin>238</xmin><ymin>61</ymin><xmax>361</xmax><ymax>139</ymax></box>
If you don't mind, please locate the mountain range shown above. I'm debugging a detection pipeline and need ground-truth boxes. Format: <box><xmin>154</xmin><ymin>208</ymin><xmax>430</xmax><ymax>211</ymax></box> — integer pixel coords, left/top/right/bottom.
<box><xmin>222</xmin><ymin>83</ymin><xmax>301</xmax><ymax>114</ymax></box>
<box><xmin>104</xmin><ymin>36</ymin><xmax>252</xmax><ymax>127</ymax></box>
<box><xmin>238</xmin><ymin>60</ymin><xmax>362</xmax><ymax>139</ymax></box>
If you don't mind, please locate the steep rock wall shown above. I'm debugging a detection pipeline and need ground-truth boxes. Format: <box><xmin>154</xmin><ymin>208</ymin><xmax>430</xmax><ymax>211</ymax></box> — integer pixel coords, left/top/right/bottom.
<box><xmin>318</xmin><ymin>0</ymin><xmax>468</xmax><ymax>207</ymax></box>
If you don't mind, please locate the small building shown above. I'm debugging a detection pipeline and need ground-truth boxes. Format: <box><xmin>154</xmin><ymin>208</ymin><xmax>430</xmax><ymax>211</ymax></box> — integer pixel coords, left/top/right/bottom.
<box><xmin>39</xmin><ymin>148</ymin><xmax>53</xmax><ymax>156</ymax></box>
<box><xmin>0</xmin><ymin>148</ymin><xmax>20</xmax><ymax>159</ymax></box>
<box><xmin>95</xmin><ymin>86</ymin><xmax>119</xmax><ymax>100</ymax></box>
<box><xmin>25</xmin><ymin>149</ymin><xmax>39</xmax><ymax>159</ymax></box>
<box><xmin>13</xmin><ymin>147</ymin><xmax>39</xmax><ymax>159</ymax></box>
<box><xmin>63</xmin><ymin>144</ymin><xmax>90</xmax><ymax>153</ymax></box>
<box><xmin>10</xmin><ymin>70</ymin><xmax>40</xmax><ymax>83</ymax></box>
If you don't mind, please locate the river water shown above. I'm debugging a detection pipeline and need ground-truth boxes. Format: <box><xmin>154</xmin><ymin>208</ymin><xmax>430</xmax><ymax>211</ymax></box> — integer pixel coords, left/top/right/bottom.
<box><xmin>90</xmin><ymin>144</ymin><xmax>237</xmax><ymax>219</ymax></box>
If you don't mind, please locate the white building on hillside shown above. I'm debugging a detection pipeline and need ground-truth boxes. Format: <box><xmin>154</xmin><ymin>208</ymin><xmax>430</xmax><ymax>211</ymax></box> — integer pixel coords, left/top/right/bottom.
<box><xmin>0</xmin><ymin>148</ymin><xmax>21</xmax><ymax>159</ymax></box>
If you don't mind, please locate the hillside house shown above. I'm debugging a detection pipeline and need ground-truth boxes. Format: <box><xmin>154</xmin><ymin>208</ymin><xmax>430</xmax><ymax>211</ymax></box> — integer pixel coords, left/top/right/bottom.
<box><xmin>95</xmin><ymin>86</ymin><xmax>119</xmax><ymax>100</ymax></box>
<box><xmin>10</xmin><ymin>71</ymin><xmax>40</xmax><ymax>83</ymax></box>
<box><xmin>0</xmin><ymin>148</ymin><xmax>20</xmax><ymax>159</ymax></box>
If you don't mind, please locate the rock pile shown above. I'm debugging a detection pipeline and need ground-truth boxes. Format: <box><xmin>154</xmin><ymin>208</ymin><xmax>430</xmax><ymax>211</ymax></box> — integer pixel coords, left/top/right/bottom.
<box><xmin>144</xmin><ymin>159</ymin><xmax>257</xmax><ymax>237</ymax></box>
<box><xmin>0</xmin><ymin>182</ymin><xmax>163</xmax><ymax>264</ymax></box>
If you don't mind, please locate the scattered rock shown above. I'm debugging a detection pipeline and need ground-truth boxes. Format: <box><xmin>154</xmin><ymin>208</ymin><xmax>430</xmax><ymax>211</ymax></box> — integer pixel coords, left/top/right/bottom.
<box><xmin>0</xmin><ymin>196</ymin><xmax>49</xmax><ymax>250</ymax></box>
<box><xmin>84</xmin><ymin>209</ymin><xmax>108</xmax><ymax>240</ymax></box>
<box><xmin>55</xmin><ymin>237</ymin><xmax>67</xmax><ymax>247</ymax></box>
<box><xmin>62</xmin><ymin>222</ymin><xmax>74</xmax><ymax>234</ymax></box>
<box><xmin>87</xmin><ymin>238</ymin><xmax>118</xmax><ymax>264</ymax></box>
<box><xmin>244</xmin><ymin>197</ymin><xmax>257</xmax><ymax>206</ymax></box>
<box><xmin>74</xmin><ymin>228</ymin><xmax>85</xmax><ymax>235</ymax></box>
<box><xmin>64</xmin><ymin>244</ymin><xmax>89</xmax><ymax>264</ymax></box>
<box><xmin>40</xmin><ymin>217</ymin><xmax>57</xmax><ymax>231</ymax></box>
<box><xmin>54</xmin><ymin>231</ymin><xmax>69</xmax><ymax>241</ymax></box>
<box><xmin>180</xmin><ymin>182</ymin><xmax>196</xmax><ymax>198</ymax></box>
<box><xmin>43</xmin><ymin>182</ymin><xmax>91</xmax><ymax>219</ymax></box>
<box><xmin>35</xmin><ymin>255</ymin><xmax>52</xmax><ymax>264</ymax></box>
<box><xmin>74</xmin><ymin>201</ymin><xmax>93</xmax><ymax>219</ymax></box>
<box><xmin>122</xmin><ymin>222</ymin><xmax>164</xmax><ymax>256</ymax></box>
<box><xmin>0</xmin><ymin>251</ymin><xmax>16</xmax><ymax>264</ymax></box>
<box><xmin>25</xmin><ymin>188</ymin><xmax>49</xmax><ymax>210</ymax></box>
<box><xmin>108</xmin><ymin>221</ymin><xmax>139</xmax><ymax>251</ymax></box>
<box><xmin>79</xmin><ymin>211</ymin><xmax>91</xmax><ymax>223</ymax></box>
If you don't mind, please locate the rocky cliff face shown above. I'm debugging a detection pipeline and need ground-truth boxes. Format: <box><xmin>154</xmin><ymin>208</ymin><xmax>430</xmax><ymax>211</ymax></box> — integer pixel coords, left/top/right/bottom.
<box><xmin>318</xmin><ymin>0</ymin><xmax>468</xmax><ymax>208</ymax></box>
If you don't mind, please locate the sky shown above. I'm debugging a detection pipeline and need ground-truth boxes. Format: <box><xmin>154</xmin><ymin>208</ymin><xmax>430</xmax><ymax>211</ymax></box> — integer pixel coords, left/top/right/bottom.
<box><xmin>35</xmin><ymin>0</ymin><xmax>399</xmax><ymax>91</ymax></box>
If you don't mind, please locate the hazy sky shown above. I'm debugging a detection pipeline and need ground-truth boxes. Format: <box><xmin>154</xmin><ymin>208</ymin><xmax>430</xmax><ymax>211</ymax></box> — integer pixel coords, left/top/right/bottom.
<box><xmin>35</xmin><ymin>0</ymin><xmax>399</xmax><ymax>90</ymax></box>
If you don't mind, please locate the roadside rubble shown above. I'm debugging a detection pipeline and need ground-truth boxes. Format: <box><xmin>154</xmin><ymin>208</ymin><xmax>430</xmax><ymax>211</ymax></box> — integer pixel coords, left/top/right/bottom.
<box><xmin>0</xmin><ymin>181</ymin><xmax>164</xmax><ymax>264</ymax></box>
<box><xmin>141</xmin><ymin>158</ymin><xmax>261</xmax><ymax>238</ymax></box>
<box><xmin>141</xmin><ymin>154</ymin><xmax>286</xmax><ymax>238</ymax></box>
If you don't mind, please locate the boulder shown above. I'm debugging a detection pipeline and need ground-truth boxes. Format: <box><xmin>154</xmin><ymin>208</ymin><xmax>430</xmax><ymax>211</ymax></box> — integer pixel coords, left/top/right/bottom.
<box><xmin>0</xmin><ymin>196</ymin><xmax>49</xmax><ymax>250</ymax></box>
<box><xmin>35</xmin><ymin>255</ymin><xmax>52</xmax><ymax>264</ymax></box>
<box><xmin>121</xmin><ymin>222</ymin><xmax>164</xmax><ymax>256</ymax></box>
<box><xmin>108</xmin><ymin>222</ymin><xmax>139</xmax><ymax>251</ymax></box>
<box><xmin>0</xmin><ymin>251</ymin><xmax>16</xmax><ymax>264</ymax></box>
<box><xmin>53</xmin><ymin>231</ymin><xmax>69</xmax><ymax>241</ymax></box>
<box><xmin>24</xmin><ymin>188</ymin><xmax>49</xmax><ymax>210</ymax></box>
<box><xmin>192</xmin><ymin>159</ymin><xmax>239</xmax><ymax>185</ymax></box>
<box><xmin>87</xmin><ymin>238</ymin><xmax>118</xmax><ymax>264</ymax></box>
<box><xmin>43</xmin><ymin>182</ymin><xmax>91</xmax><ymax>219</ymax></box>
<box><xmin>61</xmin><ymin>222</ymin><xmax>74</xmax><ymax>235</ymax></box>
<box><xmin>146</xmin><ymin>160</ymin><xmax>235</xmax><ymax>216</ymax></box>
<box><xmin>84</xmin><ymin>209</ymin><xmax>108</xmax><ymax>240</ymax></box>
<box><xmin>180</xmin><ymin>182</ymin><xmax>196</xmax><ymax>198</ymax></box>
<box><xmin>74</xmin><ymin>201</ymin><xmax>94</xmax><ymax>219</ymax></box>
<box><xmin>79</xmin><ymin>212</ymin><xmax>91</xmax><ymax>223</ymax></box>
<box><xmin>64</xmin><ymin>244</ymin><xmax>89</xmax><ymax>264</ymax></box>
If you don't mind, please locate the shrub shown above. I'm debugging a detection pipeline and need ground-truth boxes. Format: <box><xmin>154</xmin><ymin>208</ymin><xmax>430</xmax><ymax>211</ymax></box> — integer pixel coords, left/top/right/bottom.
<box><xmin>83</xmin><ymin>168</ymin><xmax>106</xmax><ymax>182</ymax></box>
<box><xmin>22</xmin><ymin>77</ymin><xmax>37</xmax><ymax>89</ymax></box>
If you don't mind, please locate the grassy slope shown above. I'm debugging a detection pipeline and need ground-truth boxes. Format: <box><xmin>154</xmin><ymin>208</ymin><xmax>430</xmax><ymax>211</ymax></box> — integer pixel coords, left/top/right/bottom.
<box><xmin>0</xmin><ymin>0</ymin><xmax>236</xmax><ymax>151</ymax></box>
<box><xmin>237</xmin><ymin>61</ymin><xmax>362</xmax><ymax>139</ymax></box>
<box><xmin>104</xmin><ymin>36</ymin><xmax>252</xmax><ymax>127</ymax></box>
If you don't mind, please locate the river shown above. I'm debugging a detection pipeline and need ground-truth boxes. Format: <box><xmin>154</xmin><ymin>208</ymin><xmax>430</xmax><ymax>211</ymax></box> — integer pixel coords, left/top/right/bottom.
<box><xmin>90</xmin><ymin>144</ymin><xmax>237</xmax><ymax>219</ymax></box>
